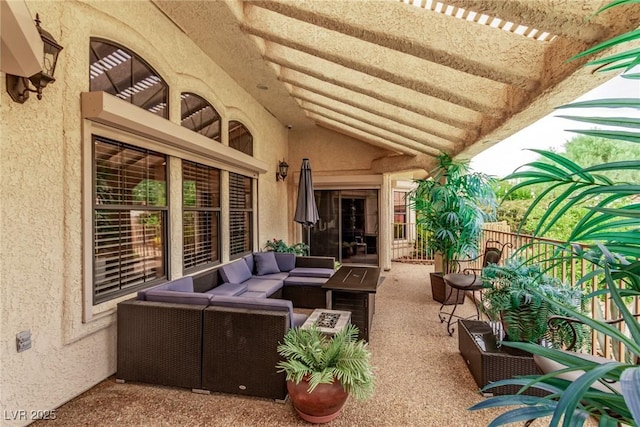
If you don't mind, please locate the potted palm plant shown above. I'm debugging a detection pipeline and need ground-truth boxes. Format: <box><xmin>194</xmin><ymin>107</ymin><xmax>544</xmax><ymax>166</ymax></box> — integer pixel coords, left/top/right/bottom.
<box><xmin>481</xmin><ymin>256</ymin><xmax>585</xmax><ymax>344</ymax></box>
<box><xmin>409</xmin><ymin>152</ymin><xmax>497</xmax><ymax>304</ymax></box>
<box><xmin>276</xmin><ymin>324</ymin><xmax>374</xmax><ymax>424</ymax></box>
<box><xmin>470</xmin><ymin>1</ymin><xmax>640</xmax><ymax>423</ymax></box>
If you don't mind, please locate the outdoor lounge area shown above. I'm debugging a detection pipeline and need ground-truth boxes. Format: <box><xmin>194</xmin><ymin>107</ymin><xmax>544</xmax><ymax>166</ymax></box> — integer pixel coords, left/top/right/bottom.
<box><xmin>35</xmin><ymin>262</ymin><xmax>539</xmax><ymax>427</ymax></box>
<box><xmin>3</xmin><ymin>0</ymin><xmax>640</xmax><ymax>426</ymax></box>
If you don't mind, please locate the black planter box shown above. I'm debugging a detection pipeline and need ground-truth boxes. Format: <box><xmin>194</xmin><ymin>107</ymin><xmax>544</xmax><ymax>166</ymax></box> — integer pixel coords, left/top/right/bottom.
<box><xmin>458</xmin><ymin>320</ymin><xmax>546</xmax><ymax>396</ymax></box>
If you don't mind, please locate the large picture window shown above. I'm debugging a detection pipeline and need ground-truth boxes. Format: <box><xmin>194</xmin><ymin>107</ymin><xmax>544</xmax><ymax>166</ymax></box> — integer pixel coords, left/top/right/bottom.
<box><xmin>183</xmin><ymin>161</ymin><xmax>221</xmax><ymax>270</ymax></box>
<box><xmin>229</xmin><ymin>172</ymin><xmax>253</xmax><ymax>257</ymax></box>
<box><xmin>93</xmin><ymin>137</ymin><xmax>167</xmax><ymax>304</ymax></box>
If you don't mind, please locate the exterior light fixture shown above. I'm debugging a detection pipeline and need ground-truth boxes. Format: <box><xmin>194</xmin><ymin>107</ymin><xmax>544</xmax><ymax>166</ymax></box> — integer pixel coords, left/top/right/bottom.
<box><xmin>276</xmin><ymin>160</ymin><xmax>289</xmax><ymax>181</ymax></box>
<box><xmin>6</xmin><ymin>14</ymin><xmax>63</xmax><ymax>103</ymax></box>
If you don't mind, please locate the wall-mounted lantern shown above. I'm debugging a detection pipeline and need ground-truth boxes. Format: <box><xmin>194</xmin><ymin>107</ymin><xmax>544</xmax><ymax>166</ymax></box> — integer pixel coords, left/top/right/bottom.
<box><xmin>6</xmin><ymin>14</ymin><xmax>63</xmax><ymax>103</ymax></box>
<box><xmin>276</xmin><ymin>160</ymin><xmax>289</xmax><ymax>181</ymax></box>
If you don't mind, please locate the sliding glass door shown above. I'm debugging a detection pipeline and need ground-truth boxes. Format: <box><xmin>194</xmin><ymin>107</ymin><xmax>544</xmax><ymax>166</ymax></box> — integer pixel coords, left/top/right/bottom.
<box><xmin>307</xmin><ymin>189</ymin><xmax>378</xmax><ymax>265</ymax></box>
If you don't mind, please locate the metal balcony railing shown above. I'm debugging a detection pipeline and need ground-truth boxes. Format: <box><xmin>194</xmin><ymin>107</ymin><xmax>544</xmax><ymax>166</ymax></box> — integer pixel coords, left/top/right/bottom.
<box><xmin>391</xmin><ymin>221</ymin><xmax>640</xmax><ymax>363</ymax></box>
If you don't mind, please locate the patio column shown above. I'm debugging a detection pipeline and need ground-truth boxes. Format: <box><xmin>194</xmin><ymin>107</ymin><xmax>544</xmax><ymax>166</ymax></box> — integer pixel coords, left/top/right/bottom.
<box><xmin>380</xmin><ymin>173</ymin><xmax>392</xmax><ymax>271</ymax></box>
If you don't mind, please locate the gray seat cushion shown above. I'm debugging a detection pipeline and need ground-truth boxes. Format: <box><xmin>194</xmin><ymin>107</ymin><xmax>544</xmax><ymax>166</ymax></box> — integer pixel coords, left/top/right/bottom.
<box><xmin>238</xmin><ymin>291</ymin><xmax>268</xmax><ymax>298</ymax></box>
<box><xmin>205</xmin><ymin>282</ymin><xmax>248</xmax><ymax>297</ymax></box>
<box><xmin>208</xmin><ymin>295</ymin><xmax>296</xmax><ymax>328</ymax></box>
<box><xmin>219</xmin><ymin>259</ymin><xmax>253</xmax><ymax>284</ymax></box>
<box><xmin>243</xmin><ymin>278</ymin><xmax>283</xmax><ymax>296</ymax></box>
<box><xmin>292</xmin><ymin>312</ymin><xmax>309</xmax><ymax>328</ymax></box>
<box><xmin>288</xmin><ymin>267</ymin><xmax>334</xmax><ymax>278</ymax></box>
<box><xmin>253</xmin><ymin>272</ymin><xmax>289</xmax><ymax>281</ymax></box>
<box><xmin>284</xmin><ymin>276</ymin><xmax>327</xmax><ymax>286</ymax></box>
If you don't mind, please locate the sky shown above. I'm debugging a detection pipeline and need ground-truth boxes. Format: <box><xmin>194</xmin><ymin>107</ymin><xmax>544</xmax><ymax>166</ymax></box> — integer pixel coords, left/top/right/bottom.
<box><xmin>470</xmin><ymin>70</ymin><xmax>640</xmax><ymax>178</ymax></box>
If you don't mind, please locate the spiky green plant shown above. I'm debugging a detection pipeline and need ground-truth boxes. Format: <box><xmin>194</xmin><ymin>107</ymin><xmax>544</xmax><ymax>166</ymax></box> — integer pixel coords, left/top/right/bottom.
<box><xmin>469</xmin><ymin>1</ymin><xmax>640</xmax><ymax>425</ymax></box>
<box><xmin>482</xmin><ymin>257</ymin><xmax>585</xmax><ymax>344</ymax></box>
<box><xmin>276</xmin><ymin>324</ymin><xmax>375</xmax><ymax>400</ymax></box>
<box><xmin>408</xmin><ymin>152</ymin><xmax>497</xmax><ymax>273</ymax></box>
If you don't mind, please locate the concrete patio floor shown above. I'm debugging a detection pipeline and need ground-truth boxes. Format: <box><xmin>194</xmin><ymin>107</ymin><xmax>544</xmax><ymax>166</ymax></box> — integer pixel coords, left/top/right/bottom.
<box><xmin>33</xmin><ymin>262</ymin><xmax>558</xmax><ymax>426</ymax></box>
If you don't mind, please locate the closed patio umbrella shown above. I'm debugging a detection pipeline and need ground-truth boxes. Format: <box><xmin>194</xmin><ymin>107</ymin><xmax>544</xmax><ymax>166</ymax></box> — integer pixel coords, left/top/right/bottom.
<box><xmin>294</xmin><ymin>159</ymin><xmax>320</xmax><ymax>250</ymax></box>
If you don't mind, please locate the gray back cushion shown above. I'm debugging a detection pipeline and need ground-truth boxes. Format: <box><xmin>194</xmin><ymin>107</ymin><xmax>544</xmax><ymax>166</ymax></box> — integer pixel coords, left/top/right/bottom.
<box><xmin>274</xmin><ymin>253</ymin><xmax>296</xmax><ymax>272</ymax></box>
<box><xmin>219</xmin><ymin>259</ymin><xmax>252</xmax><ymax>284</ymax></box>
<box><xmin>209</xmin><ymin>295</ymin><xmax>294</xmax><ymax>327</ymax></box>
<box><xmin>254</xmin><ymin>252</ymin><xmax>281</xmax><ymax>276</ymax></box>
<box><xmin>166</xmin><ymin>276</ymin><xmax>195</xmax><ymax>292</ymax></box>
<box><xmin>243</xmin><ymin>253</ymin><xmax>255</xmax><ymax>274</ymax></box>
<box><xmin>137</xmin><ymin>276</ymin><xmax>194</xmax><ymax>300</ymax></box>
<box><xmin>145</xmin><ymin>290</ymin><xmax>211</xmax><ymax>305</ymax></box>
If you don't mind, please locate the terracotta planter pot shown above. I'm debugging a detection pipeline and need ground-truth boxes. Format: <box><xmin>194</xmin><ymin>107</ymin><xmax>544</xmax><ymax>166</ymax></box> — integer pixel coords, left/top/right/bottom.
<box><xmin>287</xmin><ymin>377</ymin><xmax>349</xmax><ymax>424</ymax></box>
<box><xmin>430</xmin><ymin>272</ymin><xmax>465</xmax><ymax>305</ymax></box>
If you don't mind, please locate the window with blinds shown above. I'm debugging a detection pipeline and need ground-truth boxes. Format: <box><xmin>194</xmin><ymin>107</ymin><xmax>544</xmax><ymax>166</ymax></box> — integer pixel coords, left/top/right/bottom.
<box><xmin>183</xmin><ymin>160</ymin><xmax>221</xmax><ymax>270</ymax></box>
<box><xmin>89</xmin><ymin>38</ymin><xmax>169</xmax><ymax>118</ymax></box>
<box><xmin>229</xmin><ymin>172</ymin><xmax>253</xmax><ymax>257</ymax></box>
<box><xmin>93</xmin><ymin>137</ymin><xmax>167</xmax><ymax>304</ymax></box>
<box><xmin>228</xmin><ymin>121</ymin><xmax>253</xmax><ymax>156</ymax></box>
<box><xmin>180</xmin><ymin>93</ymin><xmax>221</xmax><ymax>141</ymax></box>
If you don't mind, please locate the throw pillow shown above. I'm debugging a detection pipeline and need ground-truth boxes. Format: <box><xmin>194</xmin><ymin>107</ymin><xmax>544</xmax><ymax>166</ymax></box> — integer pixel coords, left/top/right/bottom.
<box><xmin>274</xmin><ymin>252</ymin><xmax>296</xmax><ymax>272</ymax></box>
<box><xmin>254</xmin><ymin>251</ymin><xmax>281</xmax><ymax>276</ymax></box>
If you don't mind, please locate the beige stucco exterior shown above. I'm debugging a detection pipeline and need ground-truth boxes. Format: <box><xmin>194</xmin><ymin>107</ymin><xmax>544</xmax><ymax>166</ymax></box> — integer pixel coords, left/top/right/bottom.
<box><xmin>2</xmin><ymin>0</ymin><xmax>639</xmax><ymax>424</ymax></box>
<box><xmin>0</xmin><ymin>1</ymin><xmax>391</xmax><ymax>424</ymax></box>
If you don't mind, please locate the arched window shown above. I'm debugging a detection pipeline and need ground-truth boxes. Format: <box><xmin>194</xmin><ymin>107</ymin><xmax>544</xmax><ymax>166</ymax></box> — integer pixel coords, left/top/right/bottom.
<box><xmin>180</xmin><ymin>93</ymin><xmax>221</xmax><ymax>141</ymax></box>
<box><xmin>228</xmin><ymin>120</ymin><xmax>253</xmax><ymax>156</ymax></box>
<box><xmin>89</xmin><ymin>38</ymin><xmax>169</xmax><ymax>118</ymax></box>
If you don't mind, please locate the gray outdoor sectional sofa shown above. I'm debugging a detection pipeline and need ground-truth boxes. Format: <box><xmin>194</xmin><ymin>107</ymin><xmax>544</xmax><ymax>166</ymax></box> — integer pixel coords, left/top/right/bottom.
<box><xmin>116</xmin><ymin>253</ymin><xmax>334</xmax><ymax>401</ymax></box>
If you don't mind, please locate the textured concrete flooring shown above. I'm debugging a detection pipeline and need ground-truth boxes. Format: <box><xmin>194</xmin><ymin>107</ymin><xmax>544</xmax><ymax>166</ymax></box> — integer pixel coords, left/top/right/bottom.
<box><xmin>34</xmin><ymin>262</ymin><xmax>555</xmax><ymax>426</ymax></box>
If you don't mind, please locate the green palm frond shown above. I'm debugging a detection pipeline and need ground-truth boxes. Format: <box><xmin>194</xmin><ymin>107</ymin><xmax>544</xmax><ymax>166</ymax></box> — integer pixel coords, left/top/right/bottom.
<box><xmin>276</xmin><ymin>324</ymin><xmax>375</xmax><ymax>400</ymax></box>
<box><xmin>409</xmin><ymin>153</ymin><xmax>497</xmax><ymax>272</ymax></box>
<box><xmin>556</xmin><ymin>98</ymin><xmax>640</xmax><ymax>109</ymax></box>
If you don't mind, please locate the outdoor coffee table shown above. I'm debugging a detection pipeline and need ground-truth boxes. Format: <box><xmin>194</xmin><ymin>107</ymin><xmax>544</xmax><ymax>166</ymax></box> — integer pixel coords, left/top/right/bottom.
<box><xmin>301</xmin><ymin>309</ymin><xmax>351</xmax><ymax>336</ymax></box>
<box><xmin>322</xmin><ymin>266</ymin><xmax>380</xmax><ymax>341</ymax></box>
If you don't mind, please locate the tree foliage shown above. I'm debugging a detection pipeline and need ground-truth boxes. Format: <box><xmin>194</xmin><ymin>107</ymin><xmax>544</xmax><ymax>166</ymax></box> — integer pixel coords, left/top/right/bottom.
<box><xmin>495</xmin><ymin>134</ymin><xmax>639</xmax><ymax>240</ymax></box>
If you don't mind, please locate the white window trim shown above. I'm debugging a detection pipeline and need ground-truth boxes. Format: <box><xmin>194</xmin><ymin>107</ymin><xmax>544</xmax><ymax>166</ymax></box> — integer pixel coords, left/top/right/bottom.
<box><xmin>80</xmin><ymin>91</ymin><xmax>267</xmax><ymax>323</ymax></box>
<box><xmin>81</xmin><ymin>91</ymin><xmax>267</xmax><ymax>177</ymax></box>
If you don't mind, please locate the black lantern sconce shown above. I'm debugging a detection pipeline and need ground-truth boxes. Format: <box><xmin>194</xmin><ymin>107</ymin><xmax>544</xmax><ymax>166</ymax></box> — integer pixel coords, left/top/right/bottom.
<box><xmin>6</xmin><ymin>14</ymin><xmax>64</xmax><ymax>103</ymax></box>
<box><xmin>276</xmin><ymin>160</ymin><xmax>289</xmax><ymax>182</ymax></box>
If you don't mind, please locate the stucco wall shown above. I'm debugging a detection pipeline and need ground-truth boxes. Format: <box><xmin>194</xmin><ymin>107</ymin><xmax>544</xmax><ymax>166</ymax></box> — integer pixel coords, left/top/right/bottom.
<box><xmin>0</xmin><ymin>1</ymin><xmax>289</xmax><ymax>424</ymax></box>
<box><xmin>288</xmin><ymin>126</ymin><xmax>393</xmax><ymax>177</ymax></box>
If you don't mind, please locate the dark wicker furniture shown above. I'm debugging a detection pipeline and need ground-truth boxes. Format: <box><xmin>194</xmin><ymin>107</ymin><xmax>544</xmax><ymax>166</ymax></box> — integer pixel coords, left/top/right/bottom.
<box><xmin>439</xmin><ymin>240</ymin><xmax>511</xmax><ymax>336</ymax></box>
<box><xmin>322</xmin><ymin>266</ymin><xmax>380</xmax><ymax>341</ymax></box>
<box><xmin>458</xmin><ymin>319</ymin><xmax>544</xmax><ymax>396</ymax></box>
<box><xmin>116</xmin><ymin>299</ymin><xmax>206</xmax><ymax>390</ymax></box>
<box><xmin>282</xmin><ymin>256</ymin><xmax>334</xmax><ymax>308</ymax></box>
<box><xmin>201</xmin><ymin>306</ymin><xmax>290</xmax><ymax>400</ymax></box>
<box><xmin>116</xmin><ymin>255</ymin><xmax>334</xmax><ymax>400</ymax></box>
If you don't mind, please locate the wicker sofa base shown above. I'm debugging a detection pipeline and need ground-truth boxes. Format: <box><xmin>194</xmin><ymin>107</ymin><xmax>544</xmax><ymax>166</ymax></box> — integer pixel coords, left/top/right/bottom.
<box><xmin>458</xmin><ymin>319</ymin><xmax>545</xmax><ymax>396</ymax></box>
<box><xmin>116</xmin><ymin>300</ymin><xmax>206</xmax><ymax>390</ymax></box>
<box><xmin>282</xmin><ymin>285</ymin><xmax>326</xmax><ymax>309</ymax></box>
<box><xmin>202</xmin><ymin>307</ymin><xmax>288</xmax><ymax>400</ymax></box>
